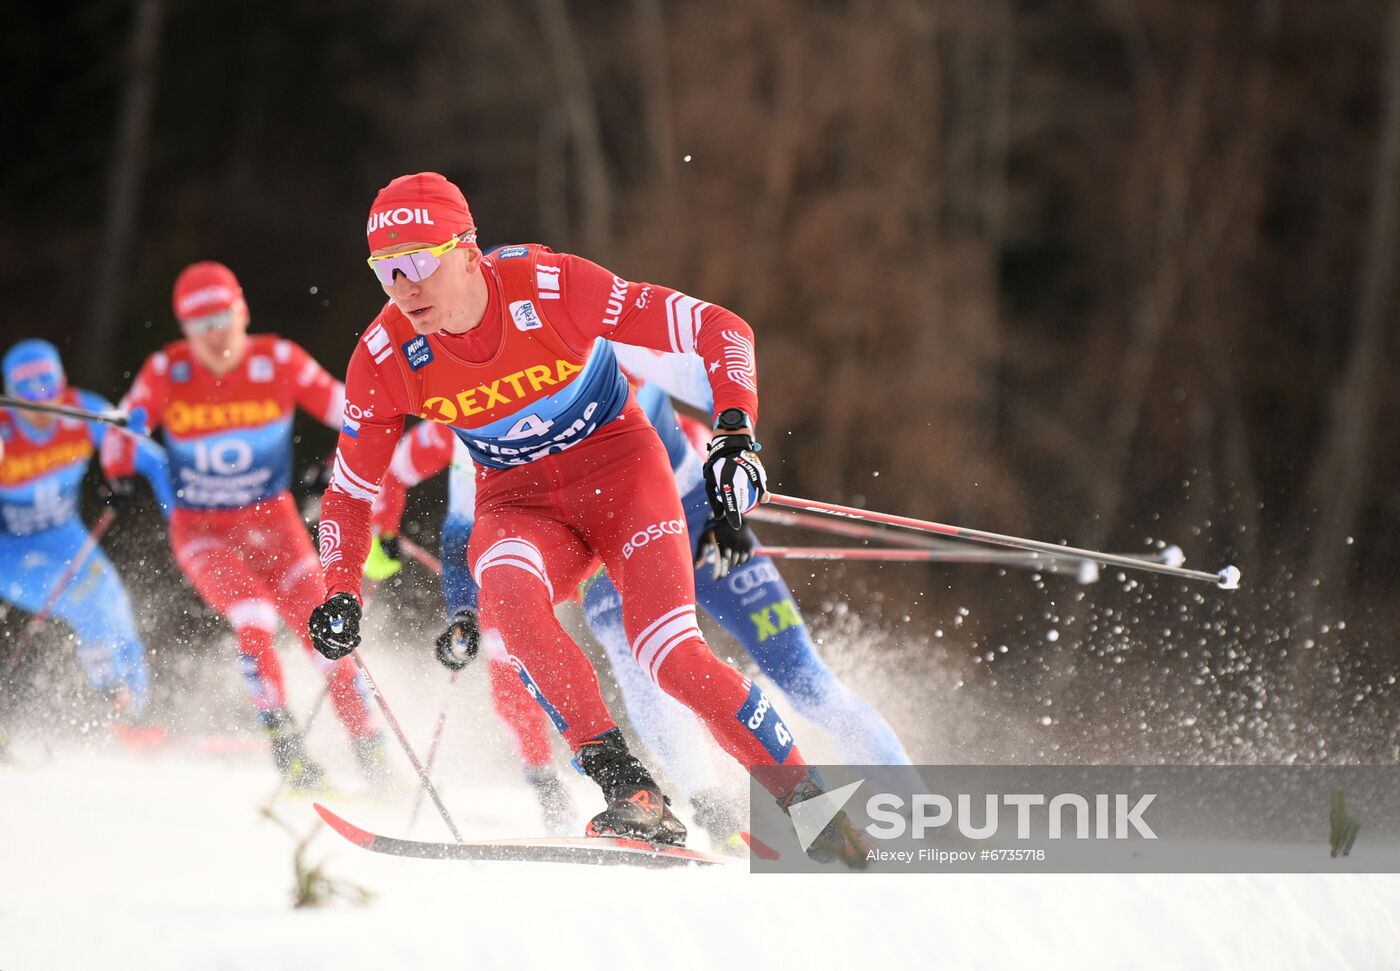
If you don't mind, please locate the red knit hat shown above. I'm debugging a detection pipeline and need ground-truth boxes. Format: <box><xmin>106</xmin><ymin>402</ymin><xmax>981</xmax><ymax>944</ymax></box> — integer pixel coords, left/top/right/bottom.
<box><xmin>366</xmin><ymin>172</ymin><xmax>474</xmax><ymax>252</ymax></box>
<box><xmin>172</xmin><ymin>261</ymin><xmax>243</xmax><ymax>321</ymax></box>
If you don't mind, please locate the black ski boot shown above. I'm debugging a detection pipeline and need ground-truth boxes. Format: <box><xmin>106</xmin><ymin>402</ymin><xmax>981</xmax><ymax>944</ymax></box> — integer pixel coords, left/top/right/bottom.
<box><xmin>780</xmin><ymin>772</ymin><xmax>870</xmax><ymax>869</ymax></box>
<box><xmin>525</xmin><ymin>766</ymin><xmax>577</xmax><ymax>836</ymax></box>
<box><xmin>260</xmin><ymin>708</ymin><xmax>326</xmax><ymax>791</ymax></box>
<box><xmin>577</xmin><ymin>730</ymin><xmax>687</xmax><ymax>846</ymax></box>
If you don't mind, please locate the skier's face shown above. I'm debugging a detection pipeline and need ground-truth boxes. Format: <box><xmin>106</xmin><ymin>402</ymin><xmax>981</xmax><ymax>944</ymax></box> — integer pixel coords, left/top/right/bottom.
<box><xmin>181</xmin><ymin>301</ymin><xmax>250</xmax><ymax>374</ymax></box>
<box><xmin>373</xmin><ymin>239</ymin><xmax>483</xmax><ymax>336</ymax></box>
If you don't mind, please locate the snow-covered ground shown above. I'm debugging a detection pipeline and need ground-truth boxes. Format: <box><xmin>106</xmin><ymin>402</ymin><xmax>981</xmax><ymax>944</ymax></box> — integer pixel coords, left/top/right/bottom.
<box><xmin>4</xmin><ymin>614</ymin><xmax>1400</xmax><ymax>970</ymax></box>
<box><xmin>4</xmin><ymin>737</ymin><xmax>1399</xmax><ymax>968</ymax></box>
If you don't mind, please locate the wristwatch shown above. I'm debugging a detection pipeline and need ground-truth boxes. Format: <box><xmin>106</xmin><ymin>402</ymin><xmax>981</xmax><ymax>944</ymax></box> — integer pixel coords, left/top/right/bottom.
<box><xmin>713</xmin><ymin>408</ymin><xmax>751</xmax><ymax>432</ymax></box>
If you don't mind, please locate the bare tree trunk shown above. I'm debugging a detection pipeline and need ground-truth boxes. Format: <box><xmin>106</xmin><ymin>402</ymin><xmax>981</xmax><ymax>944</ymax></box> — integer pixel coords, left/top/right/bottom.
<box><xmin>736</xmin><ymin>19</ymin><xmax>806</xmax><ymax>315</ymax></box>
<box><xmin>1303</xmin><ymin>0</ymin><xmax>1400</xmax><ymax>599</ymax></box>
<box><xmin>1083</xmin><ymin>15</ymin><xmax>1214</xmax><ymax>550</ymax></box>
<box><xmin>86</xmin><ymin>0</ymin><xmax>164</xmax><ymax>374</ymax></box>
<box><xmin>538</xmin><ymin>107</ymin><xmax>569</xmax><ymax>246</ymax></box>
<box><xmin>632</xmin><ymin>0</ymin><xmax>677</xmax><ymax>195</ymax></box>
<box><xmin>535</xmin><ymin>0</ymin><xmax>614</xmax><ymax>257</ymax></box>
<box><xmin>947</xmin><ymin>0</ymin><xmax>1014</xmax><ymax>493</ymax></box>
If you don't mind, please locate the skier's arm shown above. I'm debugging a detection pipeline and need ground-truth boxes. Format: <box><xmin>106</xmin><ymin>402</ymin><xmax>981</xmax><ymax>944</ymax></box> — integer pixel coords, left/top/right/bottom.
<box><xmin>440</xmin><ymin>516</ymin><xmax>479</xmax><ymax>615</ymax></box>
<box><xmin>282</xmin><ymin>339</ymin><xmax>346</xmax><ymax>430</ymax></box>
<box><xmin>550</xmin><ymin>253</ymin><xmax>758</xmax><ymax>429</ymax></box>
<box><xmin>132</xmin><ymin>438</ymin><xmax>175</xmax><ymax>517</ymax></box>
<box><xmin>99</xmin><ymin>353</ymin><xmax>169</xmax><ymax>483</ymax></box>
<box><xmin>430</xmin><ymin>513</ymin><xmax>482</xmax><ymax>670</ymax></box>
<box><xmin>318</xmin><ymin>341</ymin><xmax>409</xmax><ymax>602</ymax></box>
<box><xmin>78</xmin><ymin>389</ymin><xmax>175</xmax><ymax>516</ymax></box>
<box><xmin>610</xmin><ymin>343</ymin><xmax>714</xmax><ymax>415</ymax></box>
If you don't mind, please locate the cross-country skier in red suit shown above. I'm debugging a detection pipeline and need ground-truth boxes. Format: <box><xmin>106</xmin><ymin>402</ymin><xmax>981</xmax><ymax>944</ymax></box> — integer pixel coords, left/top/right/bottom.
<box><xmin>309</xmin><ymin>172</ymin><xmax>859</xmax><ymax>852</ymax></box>
<box><xmin>102</xmin><ymin>262</ymin><xmax>386</xmax><ymax>790</ymax></box>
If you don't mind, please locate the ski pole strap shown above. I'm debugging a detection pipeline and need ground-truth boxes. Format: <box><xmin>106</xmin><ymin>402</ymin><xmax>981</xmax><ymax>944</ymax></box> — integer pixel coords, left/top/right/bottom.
<box><xmin>765</xmin><ymin>493</ymin><xmax>1241</xmax><ymax>590</ymax></box>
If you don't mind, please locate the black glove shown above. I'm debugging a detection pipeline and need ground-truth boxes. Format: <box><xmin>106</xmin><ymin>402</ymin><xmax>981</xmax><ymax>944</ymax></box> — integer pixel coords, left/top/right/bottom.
<box><xmin>694</xmin><ymin>517</ymin><xmax>757</xmax><ymax>580</ymax></box>
<box><xmin>434</xmin><ymin>610</ymin><xmax>481</xmax><ymax>671</ymax></box>
<box><xmin>102</xmin><ymin>476</ymin><xmax>137</xmax><ymax>509</ymax></box>
<box><xmin>380</xmin><ymin>534</ymin><xmax>402</xmax><ymax>562</ymax></box>
<box><xmin>308</xmin><ymin>592</ymin><xmax>362</xmax><ymax>660</ymax></box>
<box><xmin>703</xmin><ymin>434</ymin><xmax>768</xmax><ymax>530</ymax></box>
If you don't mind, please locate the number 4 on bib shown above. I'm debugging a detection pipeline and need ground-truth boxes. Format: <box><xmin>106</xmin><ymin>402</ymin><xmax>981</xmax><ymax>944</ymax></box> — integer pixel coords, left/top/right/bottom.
<box><xmin>503</xmin><ymin>413</ymin><xmax>554</xmax><ymax>441</ymax></box>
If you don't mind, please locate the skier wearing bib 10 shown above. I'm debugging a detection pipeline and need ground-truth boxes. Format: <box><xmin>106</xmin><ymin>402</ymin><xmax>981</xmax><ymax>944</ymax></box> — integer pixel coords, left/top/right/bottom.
<box><xmin>101</xmin><ymin>262</ymin><xmax>387</xmax><ymax>790</ymax></box>
<box><xmin>310</xmin><ymin>172</ymin><xmax>860</xmax><ymax>859</ymax></box>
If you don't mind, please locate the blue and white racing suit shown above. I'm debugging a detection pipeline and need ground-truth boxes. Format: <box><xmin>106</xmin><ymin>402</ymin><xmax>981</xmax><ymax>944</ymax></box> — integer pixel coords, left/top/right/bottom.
<box><xmin>0</xmin><ymin>393</ymin><xmax>172</xmax><ymax>714</ymax></box>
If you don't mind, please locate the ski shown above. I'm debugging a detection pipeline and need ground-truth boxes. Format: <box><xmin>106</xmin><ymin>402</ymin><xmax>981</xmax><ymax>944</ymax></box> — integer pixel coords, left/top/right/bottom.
<box><xmin>314</xmin><ymin>803</ymin><xmax>735</xmax><ymax>869</ymax></box>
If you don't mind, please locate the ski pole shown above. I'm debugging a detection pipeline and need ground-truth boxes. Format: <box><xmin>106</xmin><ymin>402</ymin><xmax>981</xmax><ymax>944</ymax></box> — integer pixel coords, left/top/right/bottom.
<box><xmin>0</xmin><ymin>396</ymin><xmax>139</xmax><ymax>432</ymax></box>
<box><xmin>754</xmin><ymin>545</ymin><xmax>1101</xmax><ymax>566</ymax></box>
<box><xmin>758</xmin><ymin>545</ymin><xmax>1044</xmax><ymax>562</ymax></box>
<box><xmin>747</xmin><ymin>505</ymin><xmax>1184</xmax><ymax>578</ymax></box>
<box><xmin>295</xmin><ymin>680</ymin><xmax>333</xmax><ymax>740</ymax></box>
<box><xmin>754</xmin><ymin>543</ymin><xmax>1185</xmax><ymax>575</ymax></box>
<box><xmin>765</xmin><ymin>493</ymin><xmax>1241</xmax><ymax>590</ymax></box>
<box><xmin>748</xmin><ymin>505</ymin><xmax>952</xmax><ymax>550</ymax></box>
<box><xmin>391</xmin><ymin>535</ymin><xmax>461</xmax><ymax>834</ymax></box>
<box><xmin>1</xmin><ymin>509</ymin><xmax>118</xmax><ymax>680</ymax></box>
<box><xmin>406</xmin><ymin>670</ymin><xmax>461</xmax><ymax>834</ymax></box>
<box><xmin>350</xmin><ymin>652</ymin><xmax>463</xmax><ymax>842</ymax></box>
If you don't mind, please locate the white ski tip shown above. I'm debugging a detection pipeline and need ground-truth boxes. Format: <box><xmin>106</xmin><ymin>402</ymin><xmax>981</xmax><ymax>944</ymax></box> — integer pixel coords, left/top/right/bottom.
<box><xmin>1076</xmin><ymin>560</ymin><xmax>1100</xmax><ymax>584</ymax></box>
<box><xmin>1162</xmin><ymin>545</ymin><xmax>1185</xmax><ymax>569</ymax></box>
<box><xmin>1217</xmin><ymin>565</ymin><xmax>1241</xmax><ymax>590</ymax></box>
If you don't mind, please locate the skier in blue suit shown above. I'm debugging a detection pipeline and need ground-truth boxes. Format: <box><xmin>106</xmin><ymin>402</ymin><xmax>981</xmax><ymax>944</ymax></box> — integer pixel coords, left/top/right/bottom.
<box><xmin>0</xmin><ymin>340</ymin><xmax>173</xmax><ymax>732</ymax></box>
<box><xmin>579</xmin><ymin>351</ymin><xmax>912</xmax><ymax>815</ymax></box>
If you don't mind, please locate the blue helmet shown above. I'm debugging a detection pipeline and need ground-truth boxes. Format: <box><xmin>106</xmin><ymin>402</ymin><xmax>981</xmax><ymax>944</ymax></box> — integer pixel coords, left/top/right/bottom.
<box><xmin>3</xmin><ymin>339</ymin><xmax>66</xmax><ymax>402</ymax></box>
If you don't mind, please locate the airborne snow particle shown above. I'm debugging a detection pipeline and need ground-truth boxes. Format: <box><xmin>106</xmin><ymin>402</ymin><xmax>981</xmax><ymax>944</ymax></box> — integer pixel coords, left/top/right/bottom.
<box><xmin>683</xmin><ymin>155</ymin><xmax>692</xmax><ymax>162</ymax></box>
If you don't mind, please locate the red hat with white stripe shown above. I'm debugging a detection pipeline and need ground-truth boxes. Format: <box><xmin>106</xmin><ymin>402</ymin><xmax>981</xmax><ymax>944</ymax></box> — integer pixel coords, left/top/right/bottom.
<box><xmin>172</xmin><ymin>262</ymin><xmax>243</xmax><ymax>321</ymax></box>
<box><xmin>366</xmin><ymin>172</ymin><xmax>474</xmax><ymax>253</ymax></box>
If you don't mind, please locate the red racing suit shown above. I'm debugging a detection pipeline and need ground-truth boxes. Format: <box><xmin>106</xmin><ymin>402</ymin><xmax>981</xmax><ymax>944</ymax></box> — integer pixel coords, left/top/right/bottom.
<box><xmin>321</xmin><ymin>244</ymin><xmax>806</xmax><ymax>781</ymax></box>
<box><xmin>103</xmin><ymin>335</ymin><xmax>377</xmax><ymax>738</ymax></box>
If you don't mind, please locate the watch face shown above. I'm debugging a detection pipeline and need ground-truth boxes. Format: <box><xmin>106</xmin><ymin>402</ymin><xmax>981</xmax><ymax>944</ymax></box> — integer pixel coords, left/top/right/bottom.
<box><xmin>718</xmin><ymin>408</ymin><xmax>748</xmax><ymax>430</ymax></box>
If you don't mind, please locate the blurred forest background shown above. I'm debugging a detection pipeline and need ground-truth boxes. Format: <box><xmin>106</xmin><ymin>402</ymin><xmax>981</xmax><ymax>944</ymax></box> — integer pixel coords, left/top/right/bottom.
<box><xmin>3</xmin><ymin>0</ymin><xmax>1400</xmax><ymax>761</ymax></box>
